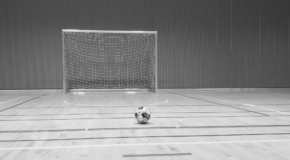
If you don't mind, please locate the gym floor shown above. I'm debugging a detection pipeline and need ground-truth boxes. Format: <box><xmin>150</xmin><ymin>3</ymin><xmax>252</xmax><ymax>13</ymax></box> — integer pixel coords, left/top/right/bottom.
<box><xmin>0</xmin><ymin>89</ymin><xmax>290</xmax><ymax>160</ymax></box>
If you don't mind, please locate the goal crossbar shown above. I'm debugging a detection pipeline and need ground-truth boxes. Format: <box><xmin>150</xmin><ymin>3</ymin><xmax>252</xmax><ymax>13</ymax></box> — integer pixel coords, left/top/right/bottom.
<box><xmin>63</xmin><ymin>29</ymin><xmax>157</xmax><ymax>34</ymax></box>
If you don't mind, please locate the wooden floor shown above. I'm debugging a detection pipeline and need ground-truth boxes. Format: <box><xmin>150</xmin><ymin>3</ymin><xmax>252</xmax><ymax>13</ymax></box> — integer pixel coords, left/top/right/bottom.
<box><xmin>0</xmin><ymin>89</ymin><xmax>290</xmax><ymax>160</ymax></box>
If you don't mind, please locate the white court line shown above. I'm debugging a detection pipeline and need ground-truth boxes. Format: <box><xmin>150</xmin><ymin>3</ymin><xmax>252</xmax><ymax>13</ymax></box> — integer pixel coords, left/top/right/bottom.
<box><xmin>0</xmin><ymin>97</ymin><xmax>25</xmax><ymax>105</ymax></box>
<box><xmin>63</xmin><ymin>100</ymin><xmax>169</xmax><ymax>106</ymax></box>
<box><xmin>1</xmin><ymin>139</ymin><xmax>290</xmax><ymax>150</ymax></box>
<box><xmin>192</xmin><ymin>94</ymin><xmax>290</xmax><ymax>115</ymax></box>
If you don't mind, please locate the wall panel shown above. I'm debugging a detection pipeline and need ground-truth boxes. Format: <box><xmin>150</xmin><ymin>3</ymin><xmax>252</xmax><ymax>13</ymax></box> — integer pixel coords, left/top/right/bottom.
<box><xmin>0</xmin><ymin>0</ymin><xmax>289</xmax><ymax>89</ymax></box>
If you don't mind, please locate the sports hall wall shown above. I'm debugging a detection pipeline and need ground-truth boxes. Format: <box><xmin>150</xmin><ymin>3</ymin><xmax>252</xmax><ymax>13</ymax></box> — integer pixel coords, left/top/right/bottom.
<box><xmin>0</xmin><ymin>0</ymin><xmax>290</xmax><ymax>89</ymax></box>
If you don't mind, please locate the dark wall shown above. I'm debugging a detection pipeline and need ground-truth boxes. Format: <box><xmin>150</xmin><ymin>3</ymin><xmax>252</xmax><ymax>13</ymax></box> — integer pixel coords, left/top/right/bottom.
<box><xmin>0</xmin><ymin>0</ymin><xmax>290</xmax><ymax>89</ymax></box>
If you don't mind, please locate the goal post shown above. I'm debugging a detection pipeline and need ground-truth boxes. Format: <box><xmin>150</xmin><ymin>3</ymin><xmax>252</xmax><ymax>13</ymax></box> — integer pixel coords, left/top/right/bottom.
<box><xmin>62</xmin><ymin>29</ymin><xmax>157</xmax><ymax>93</ymax></box>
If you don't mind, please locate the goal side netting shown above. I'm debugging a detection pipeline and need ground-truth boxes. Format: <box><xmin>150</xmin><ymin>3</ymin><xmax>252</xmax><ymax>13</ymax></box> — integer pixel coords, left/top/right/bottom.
<box><xmin>62</xmin><ymin>30</ymin><xmax>157</xmax><ymax>93</ymax></box>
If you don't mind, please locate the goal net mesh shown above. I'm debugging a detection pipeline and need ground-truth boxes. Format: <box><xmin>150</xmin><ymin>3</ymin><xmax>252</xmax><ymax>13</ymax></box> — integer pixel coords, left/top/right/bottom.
<box><xmin>63</xmin><ymin>31</ymin><xmax>157</xmax><ymax>93</ymax></box>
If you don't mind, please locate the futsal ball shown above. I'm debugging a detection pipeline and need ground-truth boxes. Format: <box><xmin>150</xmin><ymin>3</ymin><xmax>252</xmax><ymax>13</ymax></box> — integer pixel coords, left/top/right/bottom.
<box><xmin>135</xmin><ymin>106</ymin><xmax>151</xmax><ymax>124</ymax></box>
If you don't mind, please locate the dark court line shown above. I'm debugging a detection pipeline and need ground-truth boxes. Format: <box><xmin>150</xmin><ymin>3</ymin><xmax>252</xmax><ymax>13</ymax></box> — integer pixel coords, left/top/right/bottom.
<box><xmin>8</xmin><ymin>104</ymin><xmax>225</xmax><ymax>109</ymax></box>
<box><xmin>0</xmin><ymin>115</ymin><xmax>266</xmax><ymax>121</ymax></box>
<box><xmin>0</xmin><ymin>93</ymin><xmax>50</xmax><ymax>113</ymax></box>
<box><xmin>0</xmin><ymin>111</ymin><xmax>251</xmax><ymax>116</ymax></box>
<box><xmin>123</xmin><ymin>153</ymin><xmax>192</xmax><ymax>157</ymax></box>
<box><xmin>1</xmin><ymin>124</ymin><xmax>290</xmax><ymax>133</ymax></box>
<box><xmin>167</xmin><ymin>92</ymin><xmax>270</xmax><ymax>116</ymax></box>
<box><xmin>1</xmin><ymin>132</ymin><xmax>290</xmax><ymax>142</ymax></box>
<box><xmin>0</xmin><ymin>111</ymin><xmax>287</xmax><ymax>117</ymax></box>
<box><xmin>255</xmin><ymin>104</ymin><xmax>290</xmax><ymax>106</ymax></box>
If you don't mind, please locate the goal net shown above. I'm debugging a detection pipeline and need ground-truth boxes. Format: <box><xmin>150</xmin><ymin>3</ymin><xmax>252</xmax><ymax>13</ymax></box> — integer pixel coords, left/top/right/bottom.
<box><xmin>62</xmin><ymin>30</ymin><xmax>157</xmax><ymax>93</ymax></box>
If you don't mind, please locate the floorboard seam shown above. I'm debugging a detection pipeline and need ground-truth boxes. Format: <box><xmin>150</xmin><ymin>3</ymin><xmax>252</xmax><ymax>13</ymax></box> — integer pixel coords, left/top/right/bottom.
<box><xmin>1</xmin><ymin>132</ymin><xmax>290</xmax><ymax>142</ymax></box>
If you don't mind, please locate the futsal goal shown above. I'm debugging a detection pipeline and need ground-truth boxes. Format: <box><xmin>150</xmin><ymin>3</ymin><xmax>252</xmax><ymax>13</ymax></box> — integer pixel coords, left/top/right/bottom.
<box><xmin>62</xmin><ymin>30</ymin><xmax>157</xmax><ymax>93</ymax></box>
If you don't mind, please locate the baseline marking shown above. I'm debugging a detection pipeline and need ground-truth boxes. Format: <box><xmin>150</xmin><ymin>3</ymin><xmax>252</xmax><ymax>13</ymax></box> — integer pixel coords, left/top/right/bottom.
<box><xmin>0</xmin><ymin>97</ymin><xmax>25</xmax><ymax>105</ymax></box>
<box><xmin>1</xmin><ymin>139</ymin><xmax>290</xmax><ymax>150</ymax></box>
<box><xmin>193</xmin><ymin>94</ymin><xmax>290</xmax><ymax>116</ymax></box>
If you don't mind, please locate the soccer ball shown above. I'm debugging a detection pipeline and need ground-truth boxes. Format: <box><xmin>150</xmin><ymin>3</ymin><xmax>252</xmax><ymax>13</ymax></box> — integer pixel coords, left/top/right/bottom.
<box><xmin>135</xmin><ymin>106</ymin><xmax>151</xmax><ymax>124</ymax></box>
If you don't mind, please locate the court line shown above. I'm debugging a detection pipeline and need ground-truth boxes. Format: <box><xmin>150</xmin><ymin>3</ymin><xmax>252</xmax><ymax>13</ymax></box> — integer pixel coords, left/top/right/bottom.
<box><xmin>1</xmin><ymin>124</ymin><xmax>290</xmax><ymax>133</ymax></box>
<box><xmin>0</xmin><ymin>97</ymin><xmax>25</xmax><ymax>105</ymax></box>
<box><xmin>0</xmin><ymin>94</ymin><xmax>50</xmax><ymax>113</ymax></box>
<box><xmin>167</xmin><ymin>92</ymin><xmax>269</xmax><ymax>116</ymax></box>
<box><xmin>192</xmin><ymin>94</ymin><xmax>290</xmax><ymax>116</ymax></box>
<box><xmin>2</xmin><ymin>114</ymin><xmax>290</xmax><ymax>122</ymax></box>
<box><xmin>10</xmin><ymin>104</ymin><xmax>226</xmax><ymax>109</ymax></box>
<box><xmin>1</xmin><ymin>132</ymin><xmax>290</xmax><ymax>142</ymax></box>
<box><xmin>258</xmin><ymin>104</ymin><xmax>290</xmax><ymax>106</ymax></box>
<box><xmin>1</xmin><ymin>110</ymin><xmax>286</xmax><ymax>116</ymax></box>
<box><xmin>0</xmin><ymin>111</ymin><xmax>257</xmax><ymax>116</ymax></box>
<box><xmin>1</xmin><ymin>139</ymin><xmax>290</xmax><ymax>150</ymax></box>
<box><xmin>63</xmin><ymin>100</ymin><xmax>169</xmax><ymax>106</ymax></box>
<box><xmin>0</xmin><ymin>115</ymin><xmax>266</xmax><ymax>121</ymax></box>
<box><xmin>123</xmin><ymin>153</ymin><xmax>192</xmax><ymax>157</ymax></box>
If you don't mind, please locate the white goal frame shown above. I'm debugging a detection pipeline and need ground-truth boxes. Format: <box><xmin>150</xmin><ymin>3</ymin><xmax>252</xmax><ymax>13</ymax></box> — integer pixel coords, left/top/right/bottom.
<box><xmin>62</xmin><ymin>29</ymin><xmax>158</xmax><ymax>93</ymax></box>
